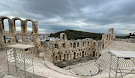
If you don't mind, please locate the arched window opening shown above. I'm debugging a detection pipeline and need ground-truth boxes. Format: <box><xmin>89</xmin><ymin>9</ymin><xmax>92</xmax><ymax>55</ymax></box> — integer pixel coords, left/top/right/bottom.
<box><xmin>70</xmin><ymin>43</ymin><xmax>72</xmax><ymax>48</ymax></box>
<box><xmin>63</xmin><ymin>54</ymin><xmax>66</xmax><ymax>61</ymax></box>
<box><xmin>82</xmin><ymin>51</ymin><xmax>84</xmax><ymax>57</ymax></box>
<box><xmin>3</xmin><ymin>19</ymin><xmax>9</xmax><ymax>31</ymax></box>
<box><xmin>63</xmin><ymin>43</ymin><xmax>65</xmax><ymax>48</ymax></box>
<box><xmin>55</xmin><ymin>44</ymin><xmax>58</xmax><ymax>48</ymax></box>
<box><xmin>83</xmin><ymin>42</ymin><xmax>84</xmax><ymax>46</ymax></box>
<box><xmin>15</xmin><ymin>20</ymin><xmax>21</xmax><ymax>31</ymax></box>
<box><xmin>73</xmin><ymin>52</ymin><xmax>76</xmax><ymax>59</ymax></box>
<box><xmin>3</xmin><ymin>35</ymin><xmax>10</xmax><ymax>43</ymax></box>
<box><xmin>85</xmin><ymin>52</ymin><xmax>86</xmax><ymax>55</ymax></box>
<box><xmin>16</xmin><ymin>35</ymin><xmax>22</xmax><ymax>43</ymax></box>
<box><xmin>77</xmin><ymin>42</ymin><xmax>79</xmax><ymax>47</ymax></box>
<box><xmin>88</xmin><ymin>42</ymin><xmax>89</xmax><ymax>46</ymax></box>
<box><xmin>59</xmin><ymin>55</ymin><xmax>61</xmax><ymax>60</ymax></box>
<box><xmin>77</xmin><ymin>53</ymin><xmax>79</xmax><ymax>58</ymax></box>
<box><xmin>63</xmin><ymin>35</ymin><xmax>65</xmax><ymax>39</ymax></box>
<box><xmin>73</xmin><ymin>43</ymin><xmax>76</xmax><ymax>48</ymax></box>
<box><xmin>93</xmin><ymin>51</ymin><xmax>95</xmax><ymax>57</ymax></box>
<box><xmin>28</xmin><ymin>35</ymin><xmax>33</xmax><ymax>42</ymax></box>
<box><xmin>80</xmin><ymin>52</ymin><xmax>81</xmax><ymax>56</ymax></box>
<box><xmin>27</xmin><ymin>21</ymin><xmax>32</xmax><ymax>32</ymax></box>
<box><xmin>93</xmin><ymin>42</ymin><xmax>96</xmax><ymax>46</ymax></box>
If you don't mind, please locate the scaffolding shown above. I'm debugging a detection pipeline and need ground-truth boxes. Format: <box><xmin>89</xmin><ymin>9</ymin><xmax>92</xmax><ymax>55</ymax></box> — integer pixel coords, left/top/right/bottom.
<box><xmin>6</xmin><ymin>44</ymin><xmax>35</xmax><ymax>78</ymax></box>
<box><xmin>109</xmin><ymin>51</ymin><xmax>135</xmax><ymax>78</ymax></box>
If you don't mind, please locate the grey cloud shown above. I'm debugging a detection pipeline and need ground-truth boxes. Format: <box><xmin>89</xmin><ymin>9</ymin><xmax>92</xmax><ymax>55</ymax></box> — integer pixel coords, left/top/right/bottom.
<box><xmin>0</xmin><ymin>0</ymin><xmax>135</xmax><ymax>34</ymax></box>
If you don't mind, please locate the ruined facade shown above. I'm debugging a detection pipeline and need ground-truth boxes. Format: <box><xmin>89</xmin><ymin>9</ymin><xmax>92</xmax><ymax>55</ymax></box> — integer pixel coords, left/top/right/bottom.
<box><xmin>44</xmin><ymin>28</ymin><xmax>116</xmax><ymax>62</ymax></box>
<box><xmin>0</xmin><ymin>16</ymin><xmax>41</xmax><ymax>55</ymax></box>
<box><xmin>0</xmin><ymin>16</ymin><xmax>116</xmax><ymax>63</ymax></box>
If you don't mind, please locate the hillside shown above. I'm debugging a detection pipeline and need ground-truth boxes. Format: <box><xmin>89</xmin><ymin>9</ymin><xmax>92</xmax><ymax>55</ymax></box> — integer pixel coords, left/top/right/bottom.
<box><xmin>49</xmin><ymin>29</ymin><xmax>103</xmax><ymax>40</ymax></box>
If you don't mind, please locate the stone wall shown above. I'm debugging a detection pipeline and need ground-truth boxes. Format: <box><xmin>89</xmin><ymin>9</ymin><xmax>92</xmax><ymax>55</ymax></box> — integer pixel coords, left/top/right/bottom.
<box><xmin>0</xmin><ymin>16</ymin><xmax>116</xmax><ymax>63</ymax></box>
<box><xmin>44</xmin><ymin>28</ymin><xmax>116</xmax><ymax>63</ymax></box>
<box><xmin>0</xmin><ymin>16</ymin><xmax>41</xmax><ymax>56</ymax></box>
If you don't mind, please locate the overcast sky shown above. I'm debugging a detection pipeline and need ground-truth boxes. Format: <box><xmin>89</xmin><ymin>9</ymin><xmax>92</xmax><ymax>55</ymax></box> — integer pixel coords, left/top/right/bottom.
<box><xmin>0</xmin><ymin>0</ymin><xmax>135</xmax><ymax>35</ymax></box>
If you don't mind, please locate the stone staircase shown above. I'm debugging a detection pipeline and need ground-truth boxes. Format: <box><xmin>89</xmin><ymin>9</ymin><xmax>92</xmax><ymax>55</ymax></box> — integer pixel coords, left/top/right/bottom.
<box><xmin>70</xmin><ymin>63</ymin><xmax>98</xmax><ymax>76</ymax></box>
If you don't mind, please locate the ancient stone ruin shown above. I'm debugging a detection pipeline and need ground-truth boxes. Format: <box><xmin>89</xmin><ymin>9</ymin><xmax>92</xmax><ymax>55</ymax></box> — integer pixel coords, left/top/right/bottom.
<box><xmin>0</xmin><ymin>16</ymin><xmax>116</xmax><ymax>63</ymax></box>
<box><xmin>0</xmin><ymin>16</ymin><xmax>41</xmax><ymax>55</ymax></box>
<box><xmin>42</xmin><ymin>28</ymin><xmax>116</xmax><ymax>63</ymax></box>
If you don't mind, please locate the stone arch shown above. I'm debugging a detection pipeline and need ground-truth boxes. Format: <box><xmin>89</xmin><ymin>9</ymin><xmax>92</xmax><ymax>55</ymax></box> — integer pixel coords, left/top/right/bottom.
<box><xmin>59</xmin><ymin>55</ymin><xmax>61</xmax><ymax>60</ymax></box>
<box><xmin>25</xmin><ymin>19</ymin><xmax>34</xmax><ymax>32</ymax></box>
<box><xmin>3</xmin><ymin>35</ymin><xmax>10</xmax><ymax>43</ymax></box>
<box><xmin>55</xmin><ymin>44</ymin><xmax>58</xmax><ymax>48</ymax></box>
<box><xmin>60</xmin><ymin>33</ymin><xmax>67</xmax><ymax>40</ymax></box>
<box><xmin>62</xmin><ymin>43</ymin><xmax>65</xmax><ymax>48</ymax></box>
<box><xmin>16</xmin><ymin>35</ymin><xmax>22</xmax><ymax>43</ymax></box>
<box><xmin>93</xmin><ymin>51</ymin><xmax>95</xmax><ymax>57</ymax></box>
<box><xmin>83</xmin><ymin>42</ymin><xmax>84</xmax><ymax>46</ymax></box>
<box><xmin>63</xmin><ymin>34</ymin><xmax>65</xmax><ymax>39</ymax></box>
<box><xmin>12</xmin><ymin>17</ymin><xmax>22</xmax><ymax>31</ymax></box>
<box><xmin>93</xmin><ymin>42</ymin><xmax>96</xmax><ymax>46</ymax></box>
<box><xmin>25</xmin><ymin>19</ymin><xmax>34</xmax><ymax>23</ymax></box>
<box><xmin>77</xmin><ymin>42</ymin><xmax>79</xmax><ymax>47</ymax></box>
<box><xmin>88</xmin><ymin>42</ymin><xmax>89</xmax><ymax>46</ymax></box>
<box><xmin>73</xmin><ymin>42</ymin><xmax>76</xmax><ymax>48</ymax></box>
<box><xmin>63</xmin><ymin>54</ymin><xmax>66</xmax><ymax>61</ymax></box>
<box><xmin>70</xmin><ymin>43</ymin><xmax>72</xmax><ymax>48</ymax></box>
<box><xmin>3</xmin><ymin>19</ymin><xmax>9</xmax><ymax>31</ymax></box>
<box><xmin>73</xmin><ymin>52</ymin><xmax>76</xmax><ymax>59</ymax></box>
<box><xmin>0</xmin><ymin>17</ymin><xmax>10</xmax><ymax>32</ymax></box>
<box><xmin>82</xmin><ymin>51</ymin><xmax>84</xmax><ymax>57</ymax></box>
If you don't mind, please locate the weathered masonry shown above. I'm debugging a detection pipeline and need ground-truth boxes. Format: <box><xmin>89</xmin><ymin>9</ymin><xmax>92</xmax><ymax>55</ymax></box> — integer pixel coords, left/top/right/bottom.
<box><xmin>43</xmin><ymin>28</ymin><xmax>116</xmax><ymax>63</ymax></box>
<box><xmin>0</xmin><ymin>16</ymin><xmax>41</xmax><ymax>55</ymax></box>
<box><xmin>0</xmin><ymin>16</ymin><xmax>116</xmax><ymax>63</ymax></box>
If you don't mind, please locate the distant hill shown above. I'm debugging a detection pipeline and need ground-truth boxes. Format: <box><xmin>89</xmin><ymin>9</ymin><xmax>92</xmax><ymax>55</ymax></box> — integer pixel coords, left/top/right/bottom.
<box><xmin>49</xmin><ymin>29</ymin><xmax>103</xmax><ymax>40</ymax></box>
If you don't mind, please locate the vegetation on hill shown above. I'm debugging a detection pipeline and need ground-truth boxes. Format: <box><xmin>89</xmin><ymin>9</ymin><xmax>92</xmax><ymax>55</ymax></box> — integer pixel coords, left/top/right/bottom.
<box><xmin>49</xmin><ymin>29</ymin><xmax>103</xmax><ymax>40</ymax></box>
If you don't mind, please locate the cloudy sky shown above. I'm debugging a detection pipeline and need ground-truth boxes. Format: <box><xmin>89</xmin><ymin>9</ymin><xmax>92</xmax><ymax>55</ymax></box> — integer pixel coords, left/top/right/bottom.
<box><xmin>0</xmin><ymin>0</ymin><xmax>135</xmax><ymax>35</ymax></box>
